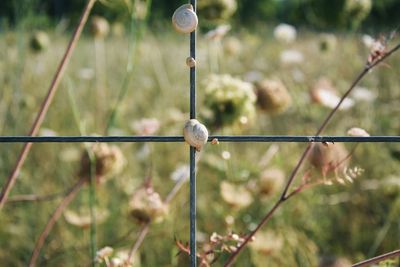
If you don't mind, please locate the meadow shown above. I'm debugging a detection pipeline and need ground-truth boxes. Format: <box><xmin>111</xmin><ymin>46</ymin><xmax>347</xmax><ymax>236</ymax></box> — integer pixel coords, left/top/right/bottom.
<box><xmin>0</xmin><ymin>18</ymin><xmax>399</xmax><ymax>266</ymax></box>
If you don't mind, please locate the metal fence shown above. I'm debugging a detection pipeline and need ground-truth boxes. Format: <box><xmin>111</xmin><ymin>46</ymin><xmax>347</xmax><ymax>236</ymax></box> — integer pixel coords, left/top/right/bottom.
<box><xmin>1</xmin><ymin>0</ymin><xmax>400</xmax><ymax>266</ymax></box>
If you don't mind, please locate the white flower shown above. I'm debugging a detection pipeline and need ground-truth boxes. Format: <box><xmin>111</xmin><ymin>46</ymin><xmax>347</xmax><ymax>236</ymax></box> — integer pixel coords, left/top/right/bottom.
<box><xmin>38</xmin><ymin>128</ymin><xmax>58</xmax><ymax>137</ymax></box>
<box><xmin>280</xmin><ymin>49</ymin><xmax>304</xmax><ymax>65</ymax></box>
<box><xmin>274</xmin><ymin>23</ymin><xmax>296</xmax><ymax>43</ymax></box>
<box><xmin>204</xmin><ymin>24</ymin><xmax>231</xmax><ymax>41</ymax></box>
<box><xmin>311</xmin><ymin>79</ymin><xmax>354</xmax><ymax>110</ymax></box>
<box><xmin>170</xmin><ymin>165</ymin><xmax>190</xmax><ymax>182</ymax></box>
<box><xmin>312</xmin><ymin>88</ymin><xmax>354</xmax><ymax>110</ymax></box>
<box><xmin>130</xmin><ymin>118</ymin><xmax>160</xmax><ymax>135</ymax></box>
<box><xmin>362</xmin><ymin>34</ymin><xmax>375</xmax><ymax>49</ymax></box>
<box><xmin>221</xmin><ymin>151</ymin><xmax>231</xmax><ymax>160</ymax></box>
<box><xmin>347</xmin><ymin>127</ymin><xmax>370</xmax><ymax>137</ymax></box>
<box><xmin>95</xmin><ymin>246</ymin><xmax>113</xmax><ymax>262</ymax></box>
<box><xmin>351</xmin><ymin>86</ymin><xmax>377</xmax><ymax>102</ymax></box>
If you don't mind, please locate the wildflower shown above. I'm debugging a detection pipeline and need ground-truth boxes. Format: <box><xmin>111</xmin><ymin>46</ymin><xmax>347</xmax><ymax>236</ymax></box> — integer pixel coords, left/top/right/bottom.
<box><xmin>223</xmin><ymin>37</ymin><xmax>242</xmax><ymax>56</ymax></box>
<box><xmin>95</xmin><ymin>246</ymin><xmax>113</xmax><ymax>263</ymax></box>
<box><xmin>221</xmin><ymin>151</ymin><xmax>231</xmax><ymax>160</ymax></box>
<box><xmin>255</xmin><ymin>79</ymin><xmax>292</xmax><ymax>114</ymax></box>
<box><xmin>60</xmin><ymin>147</ymin><xmax>81</xmax><ymax>162</ymax></box>
<box><xmin>129</xmin><ymin>187</ymin><xmax>168</xmax><ymax>223</ymax></box>
<box><xmin>280</xmin><ymin>49</ymin><xmax>304</xmax><ymax>65</ymax></box>
<box><xmin>347</xmin><ymin>127</ymin><xmax>370</xmax><ymax>137</ymax></box>
<box><xmin>220</xmin><ymin>181</ymin><xmax>253</xmax><ymax>209</ymax></box>
<box><xmin>90</xmin><ymin>16</ymin><xmax>110</xmax><ymax>39</ymax></box>
<box><xmin>362</xmin><ymin>34</ymin><xmax>375</xmax><ymax>49</ymax></box>
<box><xmin>273</xmin><ymin>23</ymin><xmax>297</xmax><ymax>43</ymax></box>
<box><xmin>249</xmin><ymin>231</ymin><xmax>283</xmax><ymax>254</ymax></box>
<box><xmin>30</xmin><ymin>31</ymin><xmax>50</xmax><ymax>52</ymax></box>
<box><xmin>170</xmin><ymin>164</ymin><xmax>190</xmax><ymax>182</ymax></box>
<box><xmin>204</xmin><ymin>24</ymin><xmax>231</xmax><ymax>41</ymax></box>
<box><xmin>79</xmin><ymin>143</ymin><xmax>126</xmax><ymax>183</ymax></box>
<box><xmin>258</xmin><ymin>168</ymin><xmax>285</xmax><ymax>196</ymax></box>
<box><xmin>310</xmin><ymin>78</ymin><xmax>354</xmax><ymax>110</ymax></box>
<box><xmin>319</xmin><ymin>33</ymin><xmax>337</xmax><ymax>52</ymax></box>
<box><xmin>350</xmin><ymin>86</ymin><xmax>376</xmax><ymax>102</ymax></box>
<box><xmin>130</xmin><ymin>118</ymin><xmax>160</xmax><ymax>136</ymax></box>
<box><xmin>203</xmin><ymin>74</ymin><xmax>256</xmax><ymax>128</ymax></box>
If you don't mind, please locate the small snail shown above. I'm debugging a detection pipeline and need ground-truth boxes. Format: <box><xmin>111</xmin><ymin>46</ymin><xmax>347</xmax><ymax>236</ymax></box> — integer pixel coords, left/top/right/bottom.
<box><xmin>183</xmin><ymin>119</ymin><xmax>208</xmax><ymax>151</ymax></box>
<box><xmin>172</xmin><ymin>4</ymin><xmax>198</xmax><ymax>34</ymax></box>
<box><xmin>186</xmin><ymin>57</ymin><xmax>196</xmax><ymax>68</ymax></box>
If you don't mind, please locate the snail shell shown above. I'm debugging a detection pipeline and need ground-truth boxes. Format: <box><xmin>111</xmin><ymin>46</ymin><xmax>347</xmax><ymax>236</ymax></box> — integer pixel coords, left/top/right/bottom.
<box><xmin>172</xmin><ymin>4</ymin><xmax>198</xmax><ymax>34</ymax></box>
<box><xmin>183</xmin><ymin>119</ymin><xmax>208</xmax><ymax>151</ymax></box>
<box><xmin>186</xmin><ymin>57</ymin><xmax>196</xmax><ymax>68</ymax></box>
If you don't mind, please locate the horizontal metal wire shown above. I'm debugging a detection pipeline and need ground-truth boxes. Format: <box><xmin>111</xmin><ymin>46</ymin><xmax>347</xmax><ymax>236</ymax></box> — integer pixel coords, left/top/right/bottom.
<box><xmin>0</xmin><ymin>135</ymin><xmax>399</xmax><ymax>143</ymax></box>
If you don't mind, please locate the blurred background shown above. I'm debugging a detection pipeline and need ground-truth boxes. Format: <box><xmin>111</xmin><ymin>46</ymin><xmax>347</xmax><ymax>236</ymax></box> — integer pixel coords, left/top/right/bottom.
<box><xmin>0</xmin><ymin>0</ymin><xmax>399</xmax><ymax>266</ymax></box>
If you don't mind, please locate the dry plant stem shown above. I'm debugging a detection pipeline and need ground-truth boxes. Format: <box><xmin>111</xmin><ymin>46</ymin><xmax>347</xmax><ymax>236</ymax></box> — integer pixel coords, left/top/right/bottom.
<box><xmin>126</xmin><ymin>177</ymin><xmax>188</xmax><ymax>263</ymax></box>
<box><xmin>352</xmin><ymin>249</ymin><xmax>400</xmax><ymax>267</ymax></box>
<box><xmin>127</xmin><ymin>223</ymin><xmax>150</xmax><ymax>263</ymax></box>
<box><xmin>224</xmin><ymin>43</ymin><xmax>400</xmax><ymax>267</ymax></box>
<box><xmin>0</xmin><ymin>0</ymin><xmax>97</xmax><ymax>210</ymax></box>
<box><xmin>29</xmin><ymin>177</ymin><xmax>86</xmax><ymax>267</ymax></box>
<box><xmin>7</xmin><ymin>192</ymin><xmax>64</xmax><ymax>203</ymax></box>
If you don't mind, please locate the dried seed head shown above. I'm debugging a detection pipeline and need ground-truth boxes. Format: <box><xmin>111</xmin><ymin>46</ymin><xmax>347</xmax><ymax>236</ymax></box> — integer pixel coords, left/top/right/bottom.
<box><xmin>30</xmin><ymin>31</ymin><xmax>50</xmax><ymax>52</ymax></box>
<box><xmin>79</xmin><ymin>143</ymin><xmax>126</xmax><ymax>182</ymax></box>
<box><xmin>259</xmin><ymin>168</ymin><xmax>285</xmax><ymax>196</ymax></box>
<box><xmin>255</xmin><ymin>79</ymin><xmax>292</xmax><ymax>114</ymax></box>
<box><xmin>308</xmin><ymin>143</ymin><xmax>349</xmax><ymax>174</ymax></box>
<box><xmin>90</xmin><ymin>16</ymin><xmax>110</xmax><ymax>39</ymax></box>
<box><xmin>129</xmin><ymin>187</ymin><xmax>168</xmax><ymax>224</ymax></box>
<box><xmin>220</xmin><ymin>181</ymin><xmax>253</xmax><ymax>209</ymax></box>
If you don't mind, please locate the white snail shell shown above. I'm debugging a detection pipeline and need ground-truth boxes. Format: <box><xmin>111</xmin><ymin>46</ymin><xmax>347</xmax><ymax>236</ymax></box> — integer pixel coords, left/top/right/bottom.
<box><xmin>172</xmin><ymin>4</ymin><xmax>198</xmax><ymax>34</ymax></box>
<box><xmin>183</xmin><ymin>119</ymin><xmax>208</xmax><ymax>151</ymax></box>
<box><xmin>186</xmin><ymin>57</ymin><xmax>196</xmax><ymax>68</ymax></box>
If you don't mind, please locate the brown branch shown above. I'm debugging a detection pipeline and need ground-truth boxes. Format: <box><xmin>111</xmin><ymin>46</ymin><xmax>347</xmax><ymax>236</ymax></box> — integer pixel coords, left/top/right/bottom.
<box><xmin>0</xmin><ymin>0</ymin><xmax>97</xmax><ymax>210</ymax></box>
<box><xmin>352</xmin><ymin>249</ymin><xmax>400</xmax><ymax>267</ymax></box>
<box><xmin>224</xmin><ymin>42</ymin><xmax>400</xmax><ymax>267</ymax></box>
<box><xmin>28</xmin><ymin>177</ymin><xmax>86</xmax><ymax>267</ymax></box>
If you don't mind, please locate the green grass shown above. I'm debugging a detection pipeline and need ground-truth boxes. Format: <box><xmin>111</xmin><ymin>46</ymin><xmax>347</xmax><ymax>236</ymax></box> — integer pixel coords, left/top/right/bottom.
<box><xmin>0</xmin><ymin>26</ymin><xmax>399</xmax><ymax>266</ymax></box>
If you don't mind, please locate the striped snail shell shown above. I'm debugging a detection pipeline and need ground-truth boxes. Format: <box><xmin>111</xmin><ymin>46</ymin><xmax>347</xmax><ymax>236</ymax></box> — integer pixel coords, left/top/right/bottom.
<box><xmin>183</xmin><ymin>119</ymin><xmax>208</xmax><ymax>152</ymax></box>
<box><xmin>172</xmin><ymin>4</ymin><xmax>198</xmax><ymax>34</ymax></box>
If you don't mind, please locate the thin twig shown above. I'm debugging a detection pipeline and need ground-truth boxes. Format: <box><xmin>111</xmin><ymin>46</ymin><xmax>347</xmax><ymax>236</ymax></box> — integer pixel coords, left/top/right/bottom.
<box><xmin>28</xmin><ymin>177</ymin><xmax>86</xmax><ymax>267</ymax></box>
<box><xmin>352</xmin><ymin>249</ymin><xmax>400</xmax><ymax>267</ymax></box>
<box><xmin>127</xmin><ymin>223</ymin><xmax>150</xmax><ymax>264</ymax></box>
<box><xmin>0</xmin><ymin>0</ymin><xmax>97</xmax><ymax>210</ymax></box>
<box><xmin>224</xmin><ymin>42</ymin><xmax>400</xmax><ymax>267</ymax></box>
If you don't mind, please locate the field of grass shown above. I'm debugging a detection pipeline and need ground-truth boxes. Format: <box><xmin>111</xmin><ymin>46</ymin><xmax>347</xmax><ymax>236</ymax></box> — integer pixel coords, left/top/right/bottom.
<box><xmin>0</xmin><ymin>23</ymin><xmax>399</xmax><ymax>266</ymax></box>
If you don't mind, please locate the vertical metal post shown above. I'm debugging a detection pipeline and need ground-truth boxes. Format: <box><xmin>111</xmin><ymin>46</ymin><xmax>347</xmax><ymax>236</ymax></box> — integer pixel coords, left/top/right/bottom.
<box><xmin>189</xmin><ymin>0</ymin><xmax>197</xmax><ymax>266</ymax></box>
